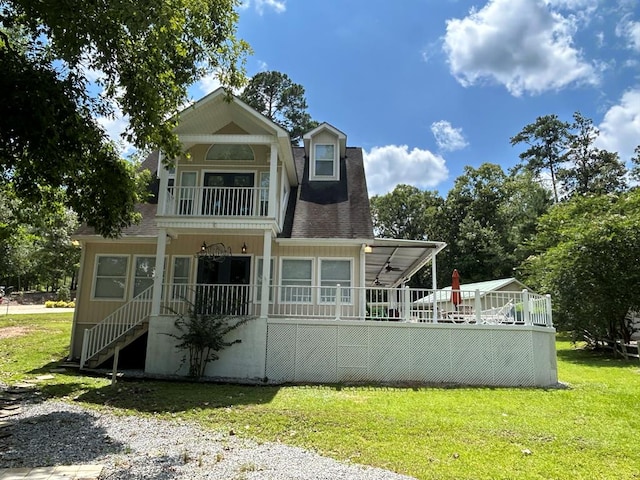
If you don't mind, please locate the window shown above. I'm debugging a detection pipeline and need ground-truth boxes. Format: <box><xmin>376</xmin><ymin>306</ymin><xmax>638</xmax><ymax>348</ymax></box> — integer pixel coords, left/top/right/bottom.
<box><xmin>172</xmin><ymin>257</ymin><xmax>191</xmax><ymax>300</ymax></box>
<box><xmin>313</xmin><ymin>144</ymin><xmax>336</xmax><ymax>178</ymax></box>
<box><xmin>133</xmin><ymin>256</ymin><xmax>156</xmax><ymax>297</ymax></box>
<box><xmin>179</xmin><ymin>171</ymin><xmax>197</xmax><ymax>215</ymax></box>
<box><xmin>281</xmin><ymin>259</ymin><xmax>312</xmax><ymax>302</ymax></box>
<box><xmin>320</xmin><ymin>259</ymin><xmax>352</xmax><ymax>303</ymax></box>
<box><xmin>93</xmin><ymin>255</ymin><xmax>128</xmax><ymax>299</ymax></box>
<box><xmin>206</xmin><ymin>144</ymin><xmax>254</xmax><ymax>161</ymax></box>
<box><xmin>256</xmin><ymin>258</ymin><xmax>274</xmax><ymax>302</ymax></box>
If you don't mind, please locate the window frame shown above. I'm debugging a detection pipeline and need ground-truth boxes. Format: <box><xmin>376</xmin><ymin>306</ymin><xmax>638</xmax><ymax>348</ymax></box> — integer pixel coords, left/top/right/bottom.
<box><xmin>205</xmin><ymin>144</ymin><xmax>256</xmax><ymax>162</ymax></box>
<box><xmin>279</xmin><ymin>257</ymin><xmax>314</xmax><ymax>304</ymax></box>
<box><xmin>170</xmin><ymin>255</ymin><xmax>193</xmax><ymax>301</ymax></box>
<box><xmin>131</xmin><ymin>255</ymin><xmax>169</xmax><ymax>300</ymax></box>
<box><xmin>311</xmin><ymin>143</ymin><xmax>338</xmax><ymax>181</ymax></box>
<box><xmin>318</xmin><ymin>258</ymin><xmax>353</xmax><ymax>304</ymax></box>
<box><xmin>91</xmin><ymin>254</ymin><xmax>130</xmax><ymax>301</ymax></box>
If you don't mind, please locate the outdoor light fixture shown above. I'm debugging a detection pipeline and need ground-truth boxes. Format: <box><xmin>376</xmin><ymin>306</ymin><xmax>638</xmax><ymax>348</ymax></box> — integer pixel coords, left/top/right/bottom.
<box><xmin>198</xmin><ymin>241</ymin><xmax>232</xmax><ymax>263</ymax></box>
<box><xmin>364</xmin><ymin>245</ymin><xmax>373</xmax><ymax>253</ymax></box>
<box><xmin>241</xmin><ymin>242</ymin><xmax>247</xmax><ymax>254</ymax></box>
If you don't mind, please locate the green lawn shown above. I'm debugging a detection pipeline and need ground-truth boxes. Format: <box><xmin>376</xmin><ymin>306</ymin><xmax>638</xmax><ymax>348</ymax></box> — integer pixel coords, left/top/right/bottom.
<box><xmin>2</xmin><ymin>313</ymin><xmax>639</xmax><ymax>479</ymax></box>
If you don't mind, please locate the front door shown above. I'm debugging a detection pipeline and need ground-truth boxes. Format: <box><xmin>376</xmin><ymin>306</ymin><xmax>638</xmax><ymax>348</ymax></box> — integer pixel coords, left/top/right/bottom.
<box><xmin>196</xmin><ymin>256</ymin><xmax>251</xmax><ymax>315</ymax></box>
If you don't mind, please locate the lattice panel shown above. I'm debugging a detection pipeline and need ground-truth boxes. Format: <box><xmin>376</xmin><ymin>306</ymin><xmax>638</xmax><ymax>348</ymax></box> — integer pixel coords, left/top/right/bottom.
<box><xmin>336</xmin><ymin>325</ymin><xmax>369</xmax><ymax>382</ymax></box>
<box><xmin>295</xmin><ymin>325</ymin><xmax>338</xmax><ymax>383</ymax></box>
<box><xmin>410</xmin><ymin>328</ymin><xmax>452</xmax><ymax>383</ymax></box>
<box><xmin>491</xmin><ymin>330</ymin><xmax>534</xmax><ymax>386</ymax></box>
<box><xmin>265</xmin><ymin>321</ymin><xmax>557</xmax><ymax>387</ymax></box>
<box><xmin>337</xmin><ymin>325</ymin><xmax>368</xmax><ymax>346</ymax></box>
<box><xmin>368</xmin><ymin>327</ymin><xmax>412</xmax><ymax>382</ymax></box>
<box><xmin>265</xmin><ymin>323</ymin><xmax>297</xmax><ymax>383</ymax></box>
<box><xmin>450</xmin><ymin>329</ymin><xmax>494</xmax><ymax>385</ymax></box>
<box><xmin>532</xmin><ymin>331</ymin><xmax>558</xmax><ymax>385</ymax></box>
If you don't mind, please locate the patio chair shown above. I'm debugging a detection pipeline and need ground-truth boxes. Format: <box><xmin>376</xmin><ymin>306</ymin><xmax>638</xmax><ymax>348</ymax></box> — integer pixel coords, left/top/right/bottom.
<box><xmin>480</xmin><ymin>299</ymin><xmax>515</xmax><ymax>325</ymax></box>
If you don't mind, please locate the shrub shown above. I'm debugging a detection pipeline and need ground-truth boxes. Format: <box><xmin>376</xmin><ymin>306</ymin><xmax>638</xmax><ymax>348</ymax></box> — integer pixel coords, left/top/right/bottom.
<box><xmin>167</xmin><ymin>291</ymin><xmax>255</xmax><ymax>378</ymax></box>
<box><xmin>57</xmin><ymin>286</ymin><xmax>71</xmax><ymax>302</ymax></box>
<box><xmin>45</xmin><ymin>301</ymin><xmax>56</xmax><ymax>308</ymax></box>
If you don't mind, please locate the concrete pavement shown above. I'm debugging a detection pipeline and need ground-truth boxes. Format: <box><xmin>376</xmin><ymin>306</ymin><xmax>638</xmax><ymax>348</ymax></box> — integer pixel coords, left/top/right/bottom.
<box><xmin>0</xmin><ymin>304</ymin><xmax>74</xmax><ymax>315</ymax></box>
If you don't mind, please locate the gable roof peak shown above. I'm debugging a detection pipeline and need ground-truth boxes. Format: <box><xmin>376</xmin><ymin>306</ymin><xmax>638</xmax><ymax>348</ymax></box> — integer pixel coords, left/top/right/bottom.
<box><xmin>303</xmin><ymin>122</ymin><xmax>347</xmax><ymax>158</ymax></box>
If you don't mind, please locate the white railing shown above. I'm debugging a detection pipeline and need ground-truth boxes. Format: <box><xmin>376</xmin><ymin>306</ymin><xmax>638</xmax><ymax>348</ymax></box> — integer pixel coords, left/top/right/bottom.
<box><xmin>157</xmin><ymin>284</ymin><xmax>553</xmax><ymax>327</ymax></box>
<box><xmin>161</xmin><ymin>186</ymin><xmax>269</xmax><ymax>217</ymax></box>
<box><xmin>80</xmin><ymin>285</ymin><xmax>154</xmax><ymax>368</ymax></box>
<box><xmin>161</xmin><ymin>283</ymin><xmax>259</xmax><ymax>317</ymax></box>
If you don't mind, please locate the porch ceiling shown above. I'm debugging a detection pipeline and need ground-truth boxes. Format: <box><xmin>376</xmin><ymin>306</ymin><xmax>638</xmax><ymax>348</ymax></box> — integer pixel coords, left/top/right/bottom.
<box><xmin>365</xmin><ymin>238</ymin><xmax>447</xmax><ymax>288</ymax></box>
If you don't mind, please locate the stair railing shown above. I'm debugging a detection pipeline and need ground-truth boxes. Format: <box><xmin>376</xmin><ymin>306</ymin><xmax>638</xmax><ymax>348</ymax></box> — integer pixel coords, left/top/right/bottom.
<box><xmin>80</xmin><ymin>285</ymin><xmax>154</xmax><ymax>368</ymax></box>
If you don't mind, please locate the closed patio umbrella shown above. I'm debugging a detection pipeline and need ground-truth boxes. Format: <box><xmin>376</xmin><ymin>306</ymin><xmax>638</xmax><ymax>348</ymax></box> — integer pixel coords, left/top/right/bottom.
<box><xmin>451</xmin><ymin>269</ymin><xmax>461</xmax><ymax>311</ymax></box>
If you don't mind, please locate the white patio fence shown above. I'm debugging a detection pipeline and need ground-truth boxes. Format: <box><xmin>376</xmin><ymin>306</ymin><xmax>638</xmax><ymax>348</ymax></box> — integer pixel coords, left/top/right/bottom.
<box><xmin>159</xmin><ymin>283</ymin><xmax>553</xmax><ymax>327</ymax></box>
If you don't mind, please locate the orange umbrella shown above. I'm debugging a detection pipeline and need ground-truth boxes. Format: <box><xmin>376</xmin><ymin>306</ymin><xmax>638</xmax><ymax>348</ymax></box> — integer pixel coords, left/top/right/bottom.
<box><xmin>451</xmin><ymin>269</ymin><xmax>461</xmax><ymax>310</ymax></box>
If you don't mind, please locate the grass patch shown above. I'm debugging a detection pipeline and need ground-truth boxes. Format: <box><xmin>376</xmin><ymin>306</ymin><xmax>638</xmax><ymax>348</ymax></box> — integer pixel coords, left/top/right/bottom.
<box><xmin>2</xmin><ymin>314</ymin><xmax>639</xmax><ymax>479</ymax></box>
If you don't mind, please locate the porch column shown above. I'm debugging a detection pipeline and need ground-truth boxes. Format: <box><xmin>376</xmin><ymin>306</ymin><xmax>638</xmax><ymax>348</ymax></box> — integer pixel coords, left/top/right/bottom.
<box><xmin>260</xmin><ymin>229</ymin><xmax>273</xmax><ymax>319</ymax></box>
<box><xmin>431</xmin><ymin>249</ymin><xmax>438</xmax><ymax>323</ymax></box>
<box><xmin>157</xmin><ymin>151</ymin><xmax>170</xmax><ymax>215</ymax></box>
<box><xmin>268</xmin><ymin>143</ymin><xmax>278</xmax><ymax>218</ymax></box>
<box><xmin>151</xmin><ymin>228</ymin><xmax>168</xmax><ymax>316</ymax></box>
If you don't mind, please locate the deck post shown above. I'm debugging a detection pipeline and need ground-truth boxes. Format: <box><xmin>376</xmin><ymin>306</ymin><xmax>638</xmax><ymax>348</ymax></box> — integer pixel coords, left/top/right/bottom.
<box><xmin>151</xmin><ymin>228</ymin><xmax>168</xmax><ymax>316</ymax></box>
<box><xmin>335</xmin><ymin>284</ymin><xmax>342</xmax><ymax>321</ymax></box>
<box><xmin>522</xmin><ymin>289</ymin><xmax>531</xmax><ymax>325</ymax></box>
<box><xmin>431</xmin><ymin>253</ymin><xmax>438</xmax><ymax>323</ymax></box>
<box><xmin>80</xmin><ymin>329</ymin><xmax>89</xmax><ymax>368</ymax></box>
<box><xmin>475</xmin><ymin>290</ymin><xmax>482</xmax><ymax>323</ymax></box>
<box><xmin>403</xmin><ymin>285</ymin><xmax>410</xmax><ymax>322</ymax></box>
<box><xmin>260</xmin><ymin>229</ymin><xmax>272</xmax><ymax>319</ymax></box>
<box><xmin>545</xmin><ymin>294</ymin><xmax>553</xmax><ymax>327</ymax></box>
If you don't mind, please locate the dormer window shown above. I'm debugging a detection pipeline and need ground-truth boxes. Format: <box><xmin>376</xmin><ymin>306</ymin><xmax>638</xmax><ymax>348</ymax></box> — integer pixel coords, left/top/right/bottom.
<box><xmin>312</xmin><ymin>144</ymin><xmax>337</xmax><ymax>180</ymax></box>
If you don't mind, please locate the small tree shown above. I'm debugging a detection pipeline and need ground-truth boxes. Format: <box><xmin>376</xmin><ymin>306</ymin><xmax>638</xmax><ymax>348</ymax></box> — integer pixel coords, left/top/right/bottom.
<box><xmin>240</xmin><ymin>71</ymin><xmax>318</xmax><ymax>144</ymax></box>
<box><xmin>168</xmin><ymin>292</ymin><xmax>255</xmax><ymax>378</ymax></box>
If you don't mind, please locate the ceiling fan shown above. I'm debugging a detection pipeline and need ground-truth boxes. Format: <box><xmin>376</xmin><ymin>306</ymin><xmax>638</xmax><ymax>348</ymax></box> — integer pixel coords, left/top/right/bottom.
<box><xmin>384</xmin><ymin>262</ymin><xmax>402</xmax><ymax>272</ymax></box>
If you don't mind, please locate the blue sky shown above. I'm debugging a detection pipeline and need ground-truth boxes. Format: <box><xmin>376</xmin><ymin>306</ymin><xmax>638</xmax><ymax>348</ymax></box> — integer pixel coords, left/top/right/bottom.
<box><xmin>104</xmin><ymin>0</ymin><xmax>640</xmax><ymax>197</ymax></box>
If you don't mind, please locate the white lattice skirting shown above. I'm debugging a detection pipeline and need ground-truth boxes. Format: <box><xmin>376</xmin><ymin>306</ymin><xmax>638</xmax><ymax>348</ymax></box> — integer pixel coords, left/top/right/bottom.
<box><xmin>265</xmin><ymin>319</ymin><xmax>558</xmax><ymax>387</ymax></box>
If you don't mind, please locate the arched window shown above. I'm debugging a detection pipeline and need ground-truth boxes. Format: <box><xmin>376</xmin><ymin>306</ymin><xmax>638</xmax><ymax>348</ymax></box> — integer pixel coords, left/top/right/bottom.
<box><xmin>205</xmin><ymin>144</ymin><xmax>254</xmax><ymax>161</ymax></box>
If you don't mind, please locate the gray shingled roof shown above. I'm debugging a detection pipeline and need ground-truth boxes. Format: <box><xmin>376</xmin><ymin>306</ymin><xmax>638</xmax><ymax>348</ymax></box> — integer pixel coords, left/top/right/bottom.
<box><xmin>74</xmin><ymin>203</ymin><xmax>159</xmax><ymax>238</ymax></box>
<box><xmin>282</xmin><ymin>146</ymin><xmax>374</xmax><ymax>239</ymax></box>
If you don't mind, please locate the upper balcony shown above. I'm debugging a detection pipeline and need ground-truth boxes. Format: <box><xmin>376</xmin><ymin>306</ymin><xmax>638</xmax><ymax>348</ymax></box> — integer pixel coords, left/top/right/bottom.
<box><xmin>160</xmin><ymin>185</ymin><xmax>270</xmax><ymax>218</ymax></box>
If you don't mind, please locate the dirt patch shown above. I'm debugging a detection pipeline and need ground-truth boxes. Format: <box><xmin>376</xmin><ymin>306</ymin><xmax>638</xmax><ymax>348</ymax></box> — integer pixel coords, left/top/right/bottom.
<box><xmin>0</xmin><ymin>326</ymin><xmax>33</xmax><ymax>339</ymax></box>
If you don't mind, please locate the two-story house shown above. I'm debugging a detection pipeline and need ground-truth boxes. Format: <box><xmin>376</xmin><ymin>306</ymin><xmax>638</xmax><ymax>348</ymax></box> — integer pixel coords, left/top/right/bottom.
<box><xmin>69</xmin><ymin>88</ymin><xmax>558</xmax><ymax>387</ymax></box>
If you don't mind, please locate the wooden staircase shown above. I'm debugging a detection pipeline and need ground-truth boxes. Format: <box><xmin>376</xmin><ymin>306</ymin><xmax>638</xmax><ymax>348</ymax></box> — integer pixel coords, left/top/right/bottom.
<box><xmin>83</xmin><ymin>320</ymin><xmax>150</xmax><ymax>369</ymax></box>
<box><xmin>80</xmin><ymin>286</ymin><xmax>154</xmax><ymax>369</ymax></box>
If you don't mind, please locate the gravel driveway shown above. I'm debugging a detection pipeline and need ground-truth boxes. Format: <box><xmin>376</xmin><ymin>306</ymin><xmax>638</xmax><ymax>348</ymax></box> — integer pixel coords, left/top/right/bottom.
<box><xmin>1</xmin><ymin>398</ymin><xmax>417</xmax><ymax>480</ymax></box>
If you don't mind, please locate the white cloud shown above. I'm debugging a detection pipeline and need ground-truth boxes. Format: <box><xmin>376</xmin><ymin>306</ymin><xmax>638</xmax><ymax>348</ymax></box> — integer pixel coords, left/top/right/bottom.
<box><xmin>430</xmin><ymin>120</ymin><xmax>468</xmax><ymax>152</ymax></box>
<box><xmin>443</xmin><ymin>0</ymin><xmax>599</xmax><ymax>96</ymax></box>
<box><xmin>363</xmin><ymin>145</ymin><xmax>449</xmax><ymax>196</ymax></box>
<box><xmin>596</xmin><ymin>88</ymin><xmax>640</xmax><ymax>162</ymax></box>
<box><xmin>97</xmin><ymin>109</ymin><xmax>135</xmax><ymax>156</ymax></box>
<box><xmin>196</xmin><ymin>71</ymin><xmax>223</xmax><ymax>96</ymax></box>
<box><xmin>615</xmin><ymin>16</ymin><xmax>640</xmax><ymax>51</ymax></box>
<box><xmin>241</xmin><ymin>0</ymin><xmax>286</xmax><ymax>14</ymax></box>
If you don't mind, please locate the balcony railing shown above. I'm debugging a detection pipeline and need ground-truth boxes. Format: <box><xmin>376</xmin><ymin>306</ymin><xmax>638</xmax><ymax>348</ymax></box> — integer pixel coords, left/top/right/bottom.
<box><xmin>159</xmin><ymin>284</ymin><xmax>553</xmax><ymax>327</ymax></box>
<box><xmin>161</xmin><ymin>186</ymin><xmax>269</xmax><ymax>217</ymax></box>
